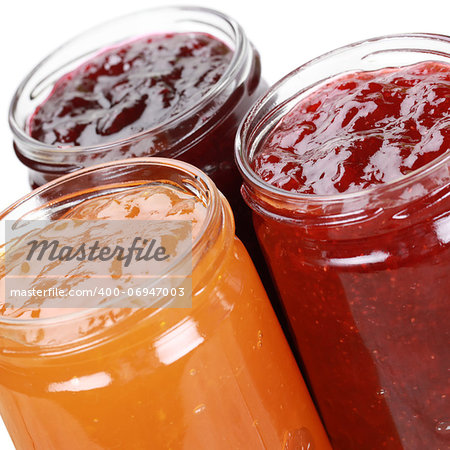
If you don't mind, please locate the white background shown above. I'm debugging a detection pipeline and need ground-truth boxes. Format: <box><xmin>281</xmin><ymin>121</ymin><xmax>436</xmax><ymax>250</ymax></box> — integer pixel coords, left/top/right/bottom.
<box><xmin>0</xmin><ymin>0</ymin><xmax>448</xmax><ymax>447</ymax></box>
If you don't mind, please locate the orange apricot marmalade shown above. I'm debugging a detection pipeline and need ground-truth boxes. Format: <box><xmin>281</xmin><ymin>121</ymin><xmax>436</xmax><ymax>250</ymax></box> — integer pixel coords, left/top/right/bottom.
<box><xmin>0</xmin><ymin>162</ymin><xmax>330</xmax><ymax>449</ymax></box>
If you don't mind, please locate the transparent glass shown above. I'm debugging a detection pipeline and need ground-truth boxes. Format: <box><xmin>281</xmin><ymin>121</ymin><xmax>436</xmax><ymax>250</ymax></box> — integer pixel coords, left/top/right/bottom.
<box><xmin>9</xmin><ymin>5</ymin><xmax>265</xmax><ymax>205</ymax></box>
<box><xmin>235</xmin><ymin>34</ymin><xmax>450</xmax><ymax>449</ymax></box>
<box><xmin>0</xmin><ymin>158</ymin><xmax>330</xmax><ymax>449</ymax></box>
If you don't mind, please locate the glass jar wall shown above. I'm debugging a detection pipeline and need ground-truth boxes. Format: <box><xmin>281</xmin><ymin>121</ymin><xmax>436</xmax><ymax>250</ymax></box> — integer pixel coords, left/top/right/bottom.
<box><xmin>0</xmin><ymin>158</ymin><xmax>330</xmax><ymax>449</ymax></box>
<box><xmin>236</xmin><ymin>34</ymin><xmax>450</xmax><ymax>449</ymax></box>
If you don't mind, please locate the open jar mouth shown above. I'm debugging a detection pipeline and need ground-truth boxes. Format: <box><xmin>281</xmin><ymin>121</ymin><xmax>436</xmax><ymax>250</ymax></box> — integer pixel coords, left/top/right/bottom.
<box><xmin>235</xmin><ymin>33</ymin><xmax>450</xmax><ymax>214</ymax></box>
<box><xmin>9</xmin><ymin>5</ymin><xmax>249</xmax><ymax>161</ymax></box>
<box><xmin>0</xmin><ymin>157</ymin><xmax>227</xmax><ymax>328</ymax></box>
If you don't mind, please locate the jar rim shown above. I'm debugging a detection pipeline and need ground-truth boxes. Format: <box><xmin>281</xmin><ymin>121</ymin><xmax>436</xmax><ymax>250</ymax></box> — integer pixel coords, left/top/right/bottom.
<box><xmin>0</xmin><ymin>157</ymin><xmax>229</xmax><ymax>327</ymax></box>
<box><xmin>9</xmin><ymin>5</ymin><xmax>249</xmax><ymax>159</ymax></box>
<box><xmin>235</xmin><ymin>32</ymin><xmax>450</xmax><ymax>209</ymax></box>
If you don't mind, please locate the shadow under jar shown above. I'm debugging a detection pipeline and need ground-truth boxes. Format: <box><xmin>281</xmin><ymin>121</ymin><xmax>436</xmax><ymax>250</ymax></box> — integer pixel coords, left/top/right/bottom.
<box><xmin>9</xmin><ymin>6</ymin><xmax>265</xmax><ymax>222</ymax></box>
<box><xmin>235</xmin><ymin>34</ymin><xmax>450</xmax><ymax>450</ymax></box>
<box><xmin>0</xmin><ymin>158</ymin><xmax>331</xmax><ymax>450</ymax></box>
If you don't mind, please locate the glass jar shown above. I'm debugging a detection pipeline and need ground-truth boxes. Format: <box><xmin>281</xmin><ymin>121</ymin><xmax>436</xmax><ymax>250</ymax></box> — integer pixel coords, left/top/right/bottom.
<box><xmin>235</xmin><ymin>34</ymin><xmax>450</xmax><ymax>449</ymax></box>
<box><xmin>9</xmin><ymin>6</ymin><xmax>265</xmax><ymax>211</ymax></box>
<box><xmin>0</xmin><ymin>158</ymin><xmax>330</xmax><ymax>449</ymax></box>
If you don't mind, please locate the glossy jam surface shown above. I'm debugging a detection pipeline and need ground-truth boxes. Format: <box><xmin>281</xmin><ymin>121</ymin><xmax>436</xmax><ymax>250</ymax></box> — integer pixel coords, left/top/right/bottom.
<box><xmin>0</xmin><ymin>184</ymin><xmax>206</xmax><ymax>320</ymax></box>
<box><xmin>248</xmin><ymin>62</ymin><xmax>450</xmax><ymax>449</ymax></box>
<box><xmin>0</xmin><ymin>182</ymin><xmax>330</xmax><ymax>449</ymax></box>
<box><xmin>253</xmin><ymin>61</ymin><xmax>450</xmax><ymax>195</ymax></box>
<box><xmin>29</xmin><ymin>33</ymin><xmax>232</xmax><ymax>147</ymax></box>
<box><xmin>64</xmin><ymin>184</ymin><xmax>206</xmax><ymax>228</ymax></box>
<box><xmin>21</xmin><ymin>30</ymin><xmax>264</xmax><ymax>257</ymax></box>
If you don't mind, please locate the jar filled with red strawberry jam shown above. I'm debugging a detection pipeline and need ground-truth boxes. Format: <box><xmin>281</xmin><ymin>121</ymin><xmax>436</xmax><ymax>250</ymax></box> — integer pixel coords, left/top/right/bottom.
<box><xmin>9</xmin><ymin>6</ymin><xmax>265</xmax><ymax>210</ymax></box>
<box><xmin>235</xmin><ymin>34</ymin><xmax>450</xmax><ymax>449</ymax></box>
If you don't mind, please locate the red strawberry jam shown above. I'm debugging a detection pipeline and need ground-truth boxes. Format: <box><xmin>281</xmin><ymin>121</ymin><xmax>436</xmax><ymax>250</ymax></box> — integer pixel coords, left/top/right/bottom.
<box><xmin>248</xmin><ymin>61</ymin><xmax>450</xmax><ymax>449</ymax></box>
<box><xmin>253</xmin><ymin>62</ymin><xmax>450</xmax><ymax>194</ymax></box>
<box><xmin>29</xmin><ymin>33</ymin><xmax>232</xmax><ymax>147</ymax></box>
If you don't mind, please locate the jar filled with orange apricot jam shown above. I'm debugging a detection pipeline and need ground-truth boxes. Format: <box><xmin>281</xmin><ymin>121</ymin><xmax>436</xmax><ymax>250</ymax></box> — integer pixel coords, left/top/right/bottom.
<box><xmin>236</xmin><ymin>34</ymin><xmax>450</xmax><ymax>449</ymax></box>
<box><xmin>0</xmin><ymin>158</ymin><xmax>330</xmax><ymax>450</ymax></box>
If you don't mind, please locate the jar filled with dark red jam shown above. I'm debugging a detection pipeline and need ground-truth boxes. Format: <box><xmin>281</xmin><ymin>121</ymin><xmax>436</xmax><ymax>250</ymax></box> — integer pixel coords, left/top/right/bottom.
<box><xmin>235</xmin><ymin>34</ymin><xmax>450</xmax><ymax>450</ymax></box>
<box><xmin>9</xmin><ymin>6</ymin><xmax>265</xmax><ymax>212</ymax></box>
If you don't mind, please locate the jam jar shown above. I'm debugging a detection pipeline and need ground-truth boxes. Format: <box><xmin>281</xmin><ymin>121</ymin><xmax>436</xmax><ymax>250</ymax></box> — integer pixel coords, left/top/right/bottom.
<box><xmin>0</xmin><ymin>158</ymin><xmax>330</xmax><ymax>449</ymax></box>
<box><xmin>9</xmin><ymin>6</ymin><xmax>265</xmax><ymax>216</ymax></box>
<box><xmin>235</xmin><ymin>34</ymin><xmax>450</xmax><ymax>449</ymax></box>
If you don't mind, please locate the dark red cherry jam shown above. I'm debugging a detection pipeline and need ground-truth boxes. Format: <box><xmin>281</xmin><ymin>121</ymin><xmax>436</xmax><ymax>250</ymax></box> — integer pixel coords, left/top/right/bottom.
<box><xmin>246</xmin><ymin>61</ymin><xmax>450</xmax><ymax>449</ymax></box>
<box><xmin>29</xmin><ymin>33</ymin><xmax>232</xmax><ymax>147</ymax></box>
<box><xmin>17</xmin><ymin>29</ymin><xmax>264</xmax><ymax>239</ymax></box>
<box><xmin>253</xmin><ymin>62</ymin><xmax>450</xmax><ymax>195</ymax></box>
